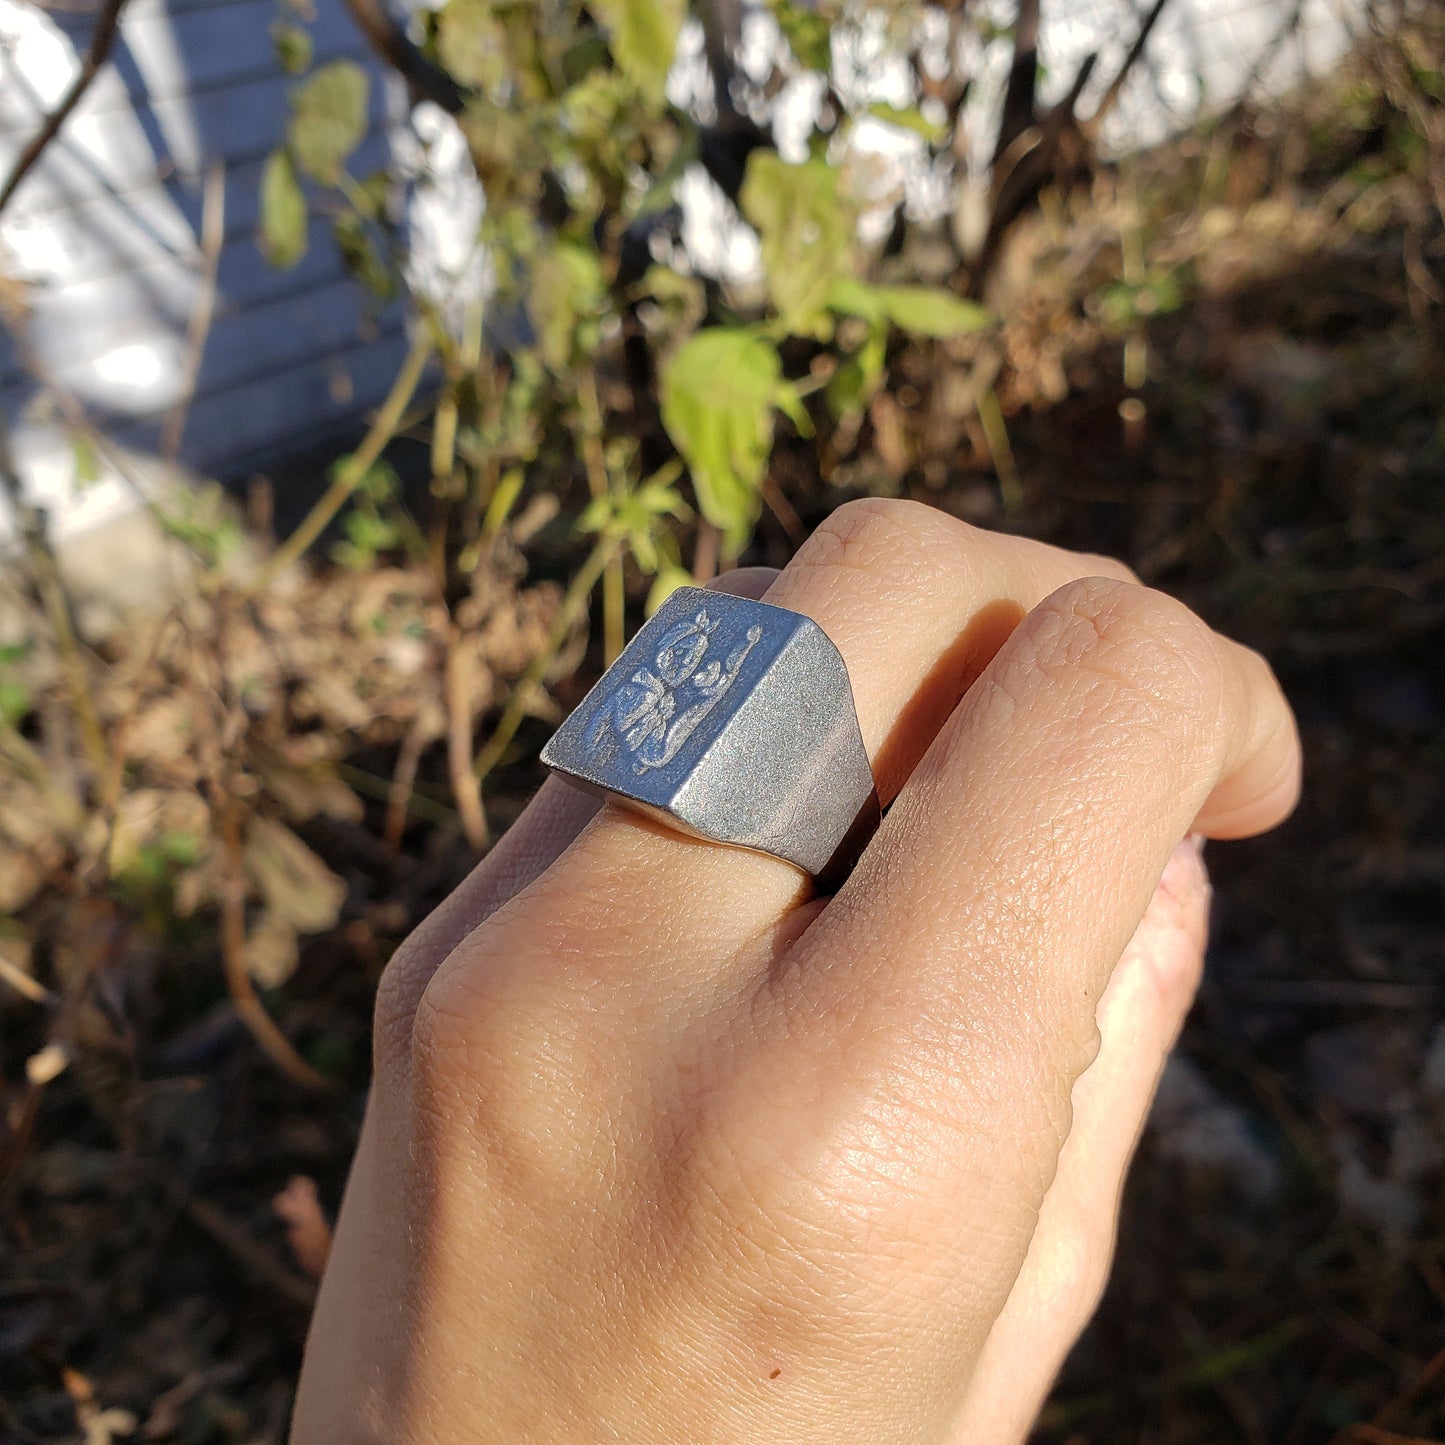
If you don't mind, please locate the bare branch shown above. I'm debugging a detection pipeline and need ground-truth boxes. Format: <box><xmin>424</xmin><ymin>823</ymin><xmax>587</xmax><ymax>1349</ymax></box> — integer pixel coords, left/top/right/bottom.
<box><xmin>340</xmin><ymin>0</ymin><xmax>466</xmax><ymax>114</ymax></box>
<box><xmin>994</xmin><ymin>0</ymin><xmax>1041</xmax><ymax>163</ymax></box>
<box><xmin>160</xmin><ymin>160</ymin><xmax>225</xmax><ymax>459</ymax></box>
<box><xmin>0</xmin><ymin>0</ymin><xmax>132</xmax><ymax>220</ymax></box>
<box><xmin>1088</xmin><ymin>0</ymin><xmax>1173</xmax><ymax>130</ymax></box>
<box><xmin>697</xmin><ymin>0</ymin><xmax>747</xmax><ymax>129</ymax></box>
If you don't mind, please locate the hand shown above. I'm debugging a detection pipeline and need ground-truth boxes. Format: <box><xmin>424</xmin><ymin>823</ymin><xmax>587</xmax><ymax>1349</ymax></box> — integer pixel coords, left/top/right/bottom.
<box><xmin>292</xmin><ymin>501</ymin><xmax>1300</xmax><ymax>1444</ymax></box>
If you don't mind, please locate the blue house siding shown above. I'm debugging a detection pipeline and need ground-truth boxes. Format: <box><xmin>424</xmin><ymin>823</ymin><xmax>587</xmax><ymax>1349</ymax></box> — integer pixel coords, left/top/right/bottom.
<box><xmin>0</xmin><ymin>0</ymin><xmax>405</xmax><ymax>499</ymax></box>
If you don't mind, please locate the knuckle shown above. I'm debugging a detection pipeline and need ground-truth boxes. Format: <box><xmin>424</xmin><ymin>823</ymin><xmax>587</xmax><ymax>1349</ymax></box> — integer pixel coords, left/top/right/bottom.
<box><xmin>408</xmin><ymin>955</ymin><xmax>603</xmax><ymax>1189</ymax></box>
<box><xmin>1030</xmin><ymin>577</ymin><xmax>1225</xmax><ymax>739</ymax></box>
<box><xmin>372</xmin><ymin>933</ymin><xmax>438</xmax><ymax>1080</ymax></box>
<box><xmin>801</xmin><ymin>498</ymin><xmax>979</xmax><ymax>583</ymax></box>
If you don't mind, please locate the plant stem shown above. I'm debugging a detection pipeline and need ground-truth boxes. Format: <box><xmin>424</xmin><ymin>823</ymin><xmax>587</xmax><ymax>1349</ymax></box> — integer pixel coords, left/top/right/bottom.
<box><xmin>473</xmin><ymin>535</ymin><xmax>618</xmax><ymax>784</ymax></box>
<box><xmin>160</xmin><ymin>160</ymin><xmax>225</xmax><ymax>458</ymax></box>
<box><xmin>0</xmin><ymin>0</ymin><xmax>132</xmax><ymax>218</ymax></box>
<box><xmin>446</xmin><ymin>626</ymin><xmax>488</xmax><ymax>848</ymax></box>
<box><xmin>577</xmin><ymin>368</ymin><xmax>625</xmax><ymax>663</ymax></box>
<box><xmin>976</xmin><ymin>384</ymin><xmax>1022</xmax><ymax>519</ymax></box>
<box><xmin>257</xmin><ymin>330</ymin><xmax>432</xmax><ymax>588</ymax></box>
<box><xmin>0</xmin><ymin>417</ymin><xmax>108</xmax><ymax>778</ymax></box>
<box><xmin>214</xmin><ymin>794</ymin><xmax>332</xmax><ymax>1092</ymax></box>
<box><xmin>0</xmin><ymin>717</ymin><xmax>85</xmax><ymax>836</ymax></box>
<box><xmin>335</xmin><ymin>761</ymin><xmax>459</xmax><ymax>825</ymax></box>
<box><xmin>602</xmin><ymin>548</ymin><xmax>625</xmax><ymax>663</ymax></box>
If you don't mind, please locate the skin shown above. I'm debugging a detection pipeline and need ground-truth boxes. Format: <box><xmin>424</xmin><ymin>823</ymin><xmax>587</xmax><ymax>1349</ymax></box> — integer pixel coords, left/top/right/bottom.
<box><xmin>292</xmin><ymin>501</ymin><xmax>1301</xmax><ymax>1444</ymax></box>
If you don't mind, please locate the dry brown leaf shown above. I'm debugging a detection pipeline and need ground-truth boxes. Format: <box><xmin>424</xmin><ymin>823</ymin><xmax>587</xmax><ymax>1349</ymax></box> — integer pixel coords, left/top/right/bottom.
<box><xmin>248</xmin><ymin>742</ymin><xmax>364</xmax><ymax>824</ymax></box>
<box><xmin>98</xmin><ymin>788</ymin><xmax>210</xmax><ymax>880</ymax></box>
<box><xmin>0</xmin><ymin>840</ymin><xmax>45</xmax><ymax>913</ymax></box>
<box><xmin>243</xmin><ymin>815</ymin><xmax>346</xmax><ymax>956</ymax></box>
<box><xmin>273</xmin><ymin>1174</ymin><xmax>333</xmax><ymax>1276</ymax></box>
<box><xmin>27</xmin><ymin>1041</ymin><xmax>70</xmax><ymax>1086</ymax></box>
<box><xmin>244</xmin><ymin>913</ymin><xmax>301</xmax><ymax>991</ymax></box>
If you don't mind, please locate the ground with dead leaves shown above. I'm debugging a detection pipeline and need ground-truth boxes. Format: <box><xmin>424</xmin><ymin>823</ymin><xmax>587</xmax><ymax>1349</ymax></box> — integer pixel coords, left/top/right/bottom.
<box><xmin>3</xmin><ymin>30</ymin><xmax>1443</xmax><ymax>1445</ymax></box>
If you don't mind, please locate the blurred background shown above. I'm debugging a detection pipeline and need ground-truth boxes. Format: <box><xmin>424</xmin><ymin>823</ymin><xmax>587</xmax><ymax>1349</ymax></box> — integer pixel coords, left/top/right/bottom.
<box><xmin>1</xmin><ymin>0</ymin><xmax>1441</xmax><ymax>1439</ymax></box>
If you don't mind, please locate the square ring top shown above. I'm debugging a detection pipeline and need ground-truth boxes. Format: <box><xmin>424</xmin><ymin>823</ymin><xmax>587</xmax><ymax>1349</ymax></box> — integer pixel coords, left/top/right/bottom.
<box><xmin>541</xmin><ymin>586</ymin><xmax>874</xmax><ymax>878</ymax></box>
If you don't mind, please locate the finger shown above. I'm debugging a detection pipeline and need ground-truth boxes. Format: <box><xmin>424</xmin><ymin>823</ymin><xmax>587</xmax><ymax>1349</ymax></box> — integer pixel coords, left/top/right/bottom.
<box><xmin>727</xmin><ymin>578</ymin><xmax>1298</xmax><ymax>1366</ymax></box>
<box><xmin>374</xmin><ymin>567</ymin><xmax>781</xmax><ymax>1047</ymax></box>
<box><xmin>455</xmin><ymin>504</ymin><xmax>1142</xmax><ymax>993</ymax></box>
<box><xmin>951</xmin><ymin>836</ymin><xmax>1210</xmax><ymax>1444</ymax></box>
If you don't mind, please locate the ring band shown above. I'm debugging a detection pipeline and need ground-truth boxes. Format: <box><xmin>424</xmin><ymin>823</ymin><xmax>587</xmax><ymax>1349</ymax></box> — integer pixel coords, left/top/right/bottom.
<box><xmin>542</xmin><ymin>586</ymin><xmax>880</xmax><ymax>889</ymax></box>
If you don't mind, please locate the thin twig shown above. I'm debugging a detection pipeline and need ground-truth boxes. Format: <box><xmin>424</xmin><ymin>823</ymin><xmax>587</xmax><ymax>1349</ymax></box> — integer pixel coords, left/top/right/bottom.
<box><xmin>257</xmin><ymin>330</ymin><xmax>432</xmax><ymax>588</ymax></box>
<box><xmin>0</xmin><ymin>0</ymin><xmax>132</xmax><ymax>219</ymax></box>
<box><xmin>692</xmin><ymin>521</ymin><xmax>719</xmax><ymax>584</ymax></box>
<box><xmin>975</xmin><ymin>385</ymin><xmax>1022</xmax><ymax>518</ymax></box>
<box><xmin>1340</xmin><ymin>1428</ymin><xmax>1444</xmax><ymax>1445</ymax></box>
<box><xmin>1088</xmin><ymin>0</ymin><xmax>1173</xmax><ymax>131</ymax></box>
<box><xmin>181</xmin><ymin>1195</ymin><xmax>318</xmax><ymax>1310</ymax></box>
<box><xmin>760</xmin><ymin>476</ymin><xmax>805</xmax><ymax>546</ymax></box>
<box><xmin>0</xmin><ymin>715</ymin><xmax>85</xmax><ymax>835</ymax></box>
<box><xmin>340</xmin><ymin>0</ymin><xmax>466</xmax><ymax>113</ymax></box>
<box><xmin>1364</xmin><ymin>1341</ymin><xmax>1445</xmax><ymax>1434</ymax></box>
<box><xmin>384</xmin><ymin>712</ymin><xmax>430</xmax><ymax>851</ymax></box>
<box><xmin>474</xmin><ymin>535</ymin><xmax>619</xmax><ymax>783</ymax></box>
<box><xmin>577</xmin><ymin>368</ymin><xmax>625</xmax><ymax>663</ymax></box>
<box><xmin>160</xmin><ymin>161</ymin><xmax>225</xmax><ymax>459</ymax></box>
<box><xmin>336</xmin><ymin>760</ymin><xmax>459</xmax><ymax>826</ymax></box>
<box><xmin>0</xmin><ymin>949</ymin><xmax>57</xmax><ymax>1007</ymax></box>
<box><xmin>196</xmin><ymin>598</ymin><xmax>330</xmax><ymax>1092</ymax></box>
<box><xmin>445</xmin><ymin>626</ymin><xmax>488</xmax><ymax>848</ymax></box>
<box><xmin>994</xmin><ymin>0</ymin><xmax>1041</xmax><ymax>163</ymax></box>
<box><xmin>213</xmin><ymin>791</ymin><xmax>331</xmax><ymax>1092</ymax></box>
<box><xmin>4</xmin><ymin>320</ymin><xmax>194</xmax><ymax>590</ymax></box>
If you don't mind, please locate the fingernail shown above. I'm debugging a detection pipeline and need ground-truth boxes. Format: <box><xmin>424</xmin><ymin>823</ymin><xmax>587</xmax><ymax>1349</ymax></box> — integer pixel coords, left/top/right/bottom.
<box><xmin>1187</xmin><ymin>832</ymin><xmax>1206</xmax><ymax>855</ymax></box>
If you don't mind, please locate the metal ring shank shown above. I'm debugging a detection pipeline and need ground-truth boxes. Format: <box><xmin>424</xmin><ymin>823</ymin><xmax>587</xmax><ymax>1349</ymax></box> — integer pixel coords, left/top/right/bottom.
<box><xmin>541</xmin><ymin>587</ymin><xmax>879</xmax><ymax>889</ymax></box>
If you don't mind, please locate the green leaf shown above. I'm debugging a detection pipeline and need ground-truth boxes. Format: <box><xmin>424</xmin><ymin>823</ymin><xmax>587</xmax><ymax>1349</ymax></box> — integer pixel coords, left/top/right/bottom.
<box><xmin>259</xmin><ymin>148</ymin><xmax>308</xmax><ymax>268</ymax></box>
<box><xmin>288</xmin><ymin>62</ymin><xmax>369</xmax><ymax>185</ymax></box>
<box><xmin>824</xmin><ymin>276</ymin><xmax>884</xmax><ymax>323</ymax></box>
<box><xmin>873</xmin><ymin>286</ymin><xmax>991</xmax><ymax>336</ymax></box>
<box><xmin>272</xmin><ymin>22</ymin><xmax>313</xmax><ymax>75</ymax></box>
<box><xmin>864</xmin><ymin>101</ymin><xmax>945</xmax><ymax>143</ymax></box>
<box><xmin>70</xmin><ymin>430</ymin><xmax>101</xmax><ymax>489</ymax></box>
<box><xmin>528</xmin><ymin>240</ymin><xmax>605</xmax><ymax>371</ymax></box>
<box><xmin>332</xmin><ymin>211</ymin><xmax>395</xmax><ymax>301</ymax></box>
<box><xmin>768</xmin><ymin>0</ymin><xmax>833</xmax><ymax>70</ymax></box>
<box><xmin>740</xmin><ymin>154</ymin><xmax>853</xmax><ymax>338</ymax></box>
<box><xmin>828</xmin><ymin>279</ymin><xmax>991</xmax><ymax>337</ymax></box>
<box><xmin>646</xmin><ymin>561</ymin><xmax>695</xmax><ymax>615</ymax></box>
<box><xmin>578</xmin><ymin>463</ymin><xmax>689</xmax><ymax>573</ymax></box>
<box><xmin>333</xmin><ymin>510</ymin><xmax>402</xmax><ymax>568</ymax></box>
<box><xmin>827</xmin><ymin>326</ymin><xmax>886</xmax><ymax>419</ymax></box>
<box><xmin>590</xmin><ymin>0</ymin><xmax>682</xmax><ymax>102</ymax></box>
<box><xmin>436</xmin><ymin>0</ymin><xmax>506</xmax><ymax>90</ymax></box>
<box><xmin>661</xmin><ymin>328</ymin><xmax>783</xmax><ymax>550</ymax></box>
<box><xmin>0</xmin><ymin>680</ymin><xmax>30</xmax><ymax>727</ymax></box>
<box><xmin>348</xmin><ymin>168</ymin><xmax>392</xmax><ymax>221</ymax></box>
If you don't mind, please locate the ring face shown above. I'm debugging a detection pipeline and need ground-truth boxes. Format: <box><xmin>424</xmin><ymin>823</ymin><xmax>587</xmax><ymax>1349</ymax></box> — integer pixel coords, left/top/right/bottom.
<box><xmin>542</xmin><ymin>587</ymin><xmax>879</xmax><ymax>885</ymax></box>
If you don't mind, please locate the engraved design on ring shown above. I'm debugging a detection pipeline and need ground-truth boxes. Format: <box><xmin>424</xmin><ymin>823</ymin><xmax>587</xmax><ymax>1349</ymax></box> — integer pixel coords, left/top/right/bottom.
<box><xmin>542</xmin><ymin>586</ymin><xmax>880</xmax><ymax>888</ymax></box>
<box><xmin>584</xmin><ymin>608</ymin><xmax>764</xmax><ymax>775</ymax></box>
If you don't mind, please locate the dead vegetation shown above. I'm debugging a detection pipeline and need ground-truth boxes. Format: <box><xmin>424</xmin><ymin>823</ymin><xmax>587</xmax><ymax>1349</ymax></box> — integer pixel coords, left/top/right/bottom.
<box><xmin>2</xmin><ymin>19</ymin><xmax>1443</xmax><ymax>1444</ymax></box>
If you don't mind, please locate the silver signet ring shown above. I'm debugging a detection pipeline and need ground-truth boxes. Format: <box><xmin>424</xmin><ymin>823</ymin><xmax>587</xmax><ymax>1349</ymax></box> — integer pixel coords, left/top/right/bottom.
<box><xmin>541</xmin><ymin>586</ymin><xmax>880</xmax><ymax>890</ymax></box>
